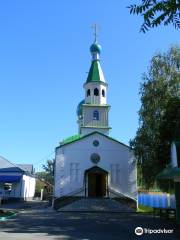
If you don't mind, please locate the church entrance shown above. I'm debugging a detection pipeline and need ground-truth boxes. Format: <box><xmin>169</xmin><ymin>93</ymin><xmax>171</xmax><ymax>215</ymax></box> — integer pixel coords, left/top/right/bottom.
<box><xmin>85</xmin><ymin>166</ymin><xmax>108</xmax><ymax>197</ymax></box>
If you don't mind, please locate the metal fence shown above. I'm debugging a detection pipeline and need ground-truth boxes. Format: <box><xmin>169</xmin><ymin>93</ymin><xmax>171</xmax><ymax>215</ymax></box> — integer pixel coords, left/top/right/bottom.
<box><xmin>138</xmin><ymin>193</ymin><xmax>176</xmax><ymax>209</ymax></box>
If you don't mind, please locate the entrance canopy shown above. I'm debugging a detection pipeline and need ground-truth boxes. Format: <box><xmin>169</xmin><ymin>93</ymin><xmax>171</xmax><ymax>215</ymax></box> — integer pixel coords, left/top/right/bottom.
<box><xmin>0</xmin><ymin>175</ymin><xmax>21</xmax><ymax>183</ymax></box>
<box><xmin>156</xmin><ymin>167</ymin><xmax>180</xmax><ymax>180</ymax></box>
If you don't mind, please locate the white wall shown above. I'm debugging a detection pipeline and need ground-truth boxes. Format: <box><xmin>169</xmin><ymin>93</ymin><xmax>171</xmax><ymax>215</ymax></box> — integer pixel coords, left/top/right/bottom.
<box><xmin>54</xmin><ymin>132</ymin><xmax>137</xmax><ymax>200</ymax></box>
<box><xmin>81</xmin><ymin>127</ymin><xmax>109</xmax><ymax>136</ymax></box>
<box><xmin>83</xmin><ymin>106</ymin><xmax>109</xmax><ymax>127</ymax></box>
<box><xmin>21</xmin><ymin>175</ymin><xmax>36</xmax><ymax>199</ymax></box>
<box><xmin>84</xmin><ymin>82</ymin><xmax>107</xmax><ymax>105</ymax></box>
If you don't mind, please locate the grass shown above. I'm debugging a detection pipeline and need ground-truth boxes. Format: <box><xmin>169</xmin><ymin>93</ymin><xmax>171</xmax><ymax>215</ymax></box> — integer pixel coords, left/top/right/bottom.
<box><xmin>137</xmin><ymin>205</ymin><xmax>176</xmax><ymax>220</ymax></box>
<box><xmin>0</xmin><ymin>210</ymin><xmax>16</xmax><ymax>219</ymax></box>
<box><xmin>137</xmin><ymin>204</ymin><xmax>154</xmax><ymax>213</ymax></box>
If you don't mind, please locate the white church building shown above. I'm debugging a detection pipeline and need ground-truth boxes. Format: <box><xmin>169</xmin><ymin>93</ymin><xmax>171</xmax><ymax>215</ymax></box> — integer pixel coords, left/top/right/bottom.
<box><xmin>54</xmin><ymin>39</ymin><xmax>137</xmax><ymax>200</ymax></box>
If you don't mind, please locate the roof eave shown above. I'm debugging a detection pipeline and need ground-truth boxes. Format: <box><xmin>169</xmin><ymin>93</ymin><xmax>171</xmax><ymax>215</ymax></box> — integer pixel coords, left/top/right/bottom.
<box><xmin>56</xmin><ymin>131</ymin><xmax>131</xmax><ymax>149</ymax></box>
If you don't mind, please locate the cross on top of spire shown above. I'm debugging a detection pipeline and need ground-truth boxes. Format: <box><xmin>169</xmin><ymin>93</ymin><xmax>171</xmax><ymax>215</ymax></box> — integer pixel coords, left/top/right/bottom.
<box><xmin>91</xmin><ymin>24</ymin><xmax>99</xmax><ymax>42</ymax></box>
<box><xmin>89</xmin><ymin>24</ymin><xmax>102</xmax><ymax>60</ymax></box>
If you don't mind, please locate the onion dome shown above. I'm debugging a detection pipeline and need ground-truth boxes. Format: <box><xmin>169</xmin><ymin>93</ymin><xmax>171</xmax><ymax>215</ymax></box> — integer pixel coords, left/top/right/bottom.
<box><xmin>76</xmin><ymin>100</ymin><xmax>85</xmax><ymax>119</ymax></box>
<box><xmin>90</xmin><ymin>42</ymin><xmax>102</xmax><ymax>55</ymax></box>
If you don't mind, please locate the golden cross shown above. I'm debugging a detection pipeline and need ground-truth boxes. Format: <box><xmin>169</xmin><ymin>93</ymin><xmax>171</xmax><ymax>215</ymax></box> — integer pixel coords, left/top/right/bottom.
<box><xmin>91</xmin><ymin>24</ymin><xmax>99</xmax><ymax>42</ymax></box>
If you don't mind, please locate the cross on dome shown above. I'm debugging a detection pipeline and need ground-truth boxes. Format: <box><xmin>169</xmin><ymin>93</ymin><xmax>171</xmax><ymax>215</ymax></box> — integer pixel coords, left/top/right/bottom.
<box><xmin>90</xmin><ymin>24</ymin><xmax>102</xmax><ymax>60</ymax></box>
<box><xmin>91</xmin><ymin>24</ymin><xmax>99</xmax><ymax>43</ymax></box>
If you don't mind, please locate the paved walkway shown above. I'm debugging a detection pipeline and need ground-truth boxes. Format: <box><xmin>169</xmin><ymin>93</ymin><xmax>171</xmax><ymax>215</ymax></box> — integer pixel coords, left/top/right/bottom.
<box><xmin>0</xmin><ymin>200</ymin><xmax>49</xmax><ymax>210</ymax></box>
<box><xmin>0</xmin><ymin>200</ymin><xmax>180</xmax><ymax>239</ymax></box>
<box><xmin>0</xmin><ymin>206</ymin><xmax>180</xmax><ymax>240</ymax></box>
<box><xmin>58</xmin><ymin>198</ymin><xmax>134</xmax><ymax>212</ymax></box>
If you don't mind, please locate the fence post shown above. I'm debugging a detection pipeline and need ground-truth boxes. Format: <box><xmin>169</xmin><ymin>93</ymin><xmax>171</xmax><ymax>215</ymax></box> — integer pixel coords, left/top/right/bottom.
<box><xmin>40</xmin><ymin>189</ymin><xmax>44</xmax><ymax>201</ymax></box>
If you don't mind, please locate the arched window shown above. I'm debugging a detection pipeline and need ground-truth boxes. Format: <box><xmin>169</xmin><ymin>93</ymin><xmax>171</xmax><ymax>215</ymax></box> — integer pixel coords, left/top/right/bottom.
<box><xmin>87</xmin><ymin>89</ymin><xmax>90</xmax><ymax>97</ymax></box>
<box><xmin>102</xmin><ymin>89</ymin><xmax>105</xmax><ymax>97</ymax></box>
<box><xmin>93</xmin><ymin>110</ymin><xmax>99</xmax><ymax>120</ymax></box>
<box><xmin>94</xmin><ymin>88</ymin><xmax>99</xmax><ymax>96</ymax></box>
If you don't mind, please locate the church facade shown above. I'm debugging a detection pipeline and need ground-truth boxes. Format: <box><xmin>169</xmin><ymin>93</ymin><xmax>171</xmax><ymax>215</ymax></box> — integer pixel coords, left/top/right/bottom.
<box><xmin>54</xmin><ymin>40</ymin><xmax>137</xmax><ymax>200</ymax></box>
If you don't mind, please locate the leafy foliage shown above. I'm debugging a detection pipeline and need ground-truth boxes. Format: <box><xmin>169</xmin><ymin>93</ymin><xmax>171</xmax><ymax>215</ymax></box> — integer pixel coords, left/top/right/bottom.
<box><xmin>35</xmin><ymin>176</ymin><xmax>47</xmax><ymax>192</ymax></box>
<box><xmin>36</xmin><ymin>159</ymin><xmax>55</xmax><ymax>185</ymax></box>
<box><xmin>130</xmin><ymin>46</ymin><xmax>180</xmax><ymax>189</ymax></box>
<box><xmin>128</xmin><ymin>0</ymin><xmax>180</xmax><ymax>32</ymax></box>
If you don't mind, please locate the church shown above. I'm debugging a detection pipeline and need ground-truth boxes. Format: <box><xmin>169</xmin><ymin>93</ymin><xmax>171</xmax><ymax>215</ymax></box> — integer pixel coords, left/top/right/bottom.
<box><xmin>54</xmin><ymin>38</ymin><xmax>137</xmax><ymax>201</ymax></box>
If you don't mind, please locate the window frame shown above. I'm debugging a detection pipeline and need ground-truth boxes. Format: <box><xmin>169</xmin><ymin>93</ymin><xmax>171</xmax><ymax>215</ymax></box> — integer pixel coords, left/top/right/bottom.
<box><xmin>102</xmin><ymin>89</ymin><xmax>105</xmax><ymax>97</ymax></box>
<box><xmin>93</xmin><ymin>110</ymin><xmax>99</xmax><ymax>120</ymax></box>
<box><xmin>87</xmin><ymin>89</ymin><xmax>91</xmax><ymax>97</ymax></box>
<box><xmin>94</xmin><ymin>88</ymin><xmax>99</xmax><ymax>96</ymax></box>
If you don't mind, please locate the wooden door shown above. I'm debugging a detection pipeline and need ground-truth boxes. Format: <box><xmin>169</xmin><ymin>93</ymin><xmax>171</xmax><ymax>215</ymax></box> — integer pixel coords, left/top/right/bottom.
<box><xmin>88</xmin><ymin>173</ymin><xmax>96</xmax><ymax>197</ymax></box>
<box><xmin>88</xmin><ymin>172</ymin><xmax>107</xmax><ymax>197</ymax></box>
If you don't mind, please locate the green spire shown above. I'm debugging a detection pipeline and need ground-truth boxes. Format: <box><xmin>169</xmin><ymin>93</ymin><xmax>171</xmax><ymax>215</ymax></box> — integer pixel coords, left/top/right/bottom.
<box><xmin>86</xmin><ymin>60</ymin><xmax>105</xmax><ymax>83</ymax></box>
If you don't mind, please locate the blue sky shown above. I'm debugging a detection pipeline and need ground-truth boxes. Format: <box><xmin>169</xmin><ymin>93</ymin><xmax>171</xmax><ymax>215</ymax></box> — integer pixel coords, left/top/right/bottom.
<box><xmin>0</xmin><ymin>0</ymin><xmax>179</xmax><ymax>171</ymax></box>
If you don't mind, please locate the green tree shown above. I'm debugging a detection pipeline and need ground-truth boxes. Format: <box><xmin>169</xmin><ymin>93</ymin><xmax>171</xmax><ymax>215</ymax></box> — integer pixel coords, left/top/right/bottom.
<box><xmin>130</xmin><ymin>46</ymin><xmax>180</xmax><ymax>189</ymax></box>
<box><xmin>128</xmin><ymin>0</ymin><xmax>180</xmax><ymax>32</ymax></box>
<box><xmin>36</xmin><ymin>159</ymin><xmax>55</xmax><ymax>184</ymax></box>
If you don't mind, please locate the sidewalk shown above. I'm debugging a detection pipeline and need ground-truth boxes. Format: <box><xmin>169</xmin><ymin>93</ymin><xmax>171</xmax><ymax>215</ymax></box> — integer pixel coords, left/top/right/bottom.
<box><xmin>0</xmin><ymin>199</ymin><xmax>49</xmax><ymax>210</ymax></box>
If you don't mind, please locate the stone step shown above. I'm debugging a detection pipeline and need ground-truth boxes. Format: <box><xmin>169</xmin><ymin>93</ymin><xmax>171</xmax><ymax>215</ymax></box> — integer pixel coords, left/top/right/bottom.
<box><xmin>58</xmin><ymin>198</ymin><xmax>135</xmax><ymax>212</ymax></box>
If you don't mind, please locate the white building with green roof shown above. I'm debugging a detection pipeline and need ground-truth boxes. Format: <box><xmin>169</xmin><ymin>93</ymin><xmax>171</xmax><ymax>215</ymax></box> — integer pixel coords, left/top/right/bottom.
<box><xmin>54</xmin><ymin>39</ymin><xmax>137</xmax><ymax>201</ymax></box>
<box><xmin>0</xmin><ymin>156</ymin><xmax>36</xmax><ymax>201</ymax></box>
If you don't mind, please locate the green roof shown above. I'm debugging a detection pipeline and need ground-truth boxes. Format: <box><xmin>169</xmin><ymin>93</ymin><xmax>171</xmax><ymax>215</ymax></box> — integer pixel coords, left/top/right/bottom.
<box><xmin>60</xmin><ymin>134</ymin><xmax>82</xmax><ymax>145</ymax></box>
<box><xmin>156</xmin><ymin>167</ymin><xmax>180</xmax><ymax>180</ymax></box>
<box><xmin>86</xmin><ymin>60</ymin><xmax>105</xmax><ymax>83</ymax></box>
<box><xmin>58</xmin><ymin>131</ymin><xmax>130</xmax><ymax>149</ymax></box>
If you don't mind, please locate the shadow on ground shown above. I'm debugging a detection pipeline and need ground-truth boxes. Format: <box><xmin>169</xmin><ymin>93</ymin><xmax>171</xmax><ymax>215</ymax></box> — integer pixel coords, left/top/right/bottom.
<box><xmin>0</xmin><ymin>207</ymin><xmax>180</xmax><ymax>240</ymax></box>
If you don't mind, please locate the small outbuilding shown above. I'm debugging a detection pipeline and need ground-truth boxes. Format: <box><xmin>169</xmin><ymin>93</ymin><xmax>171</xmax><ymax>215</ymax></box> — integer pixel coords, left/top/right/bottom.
<box><xmin>0</xmin><ymin>156</ymin><xmax>36</xmax><ymax>201</ymax></box>
<box><xmin>157</xmin><ymin>141</ymin><xmax>180</xmax><ymax>224</ymax></box>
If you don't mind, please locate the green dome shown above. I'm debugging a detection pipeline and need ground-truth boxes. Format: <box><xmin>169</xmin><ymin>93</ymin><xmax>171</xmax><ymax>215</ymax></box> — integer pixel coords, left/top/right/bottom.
<box><xmin>76</xmin><ymin>100</ymin><xmax>85</xmax><ymax>119</ymax></box>
<box><xmin>90</xmin><ymin>42</ymin><xmax>102</xmax><ymax>54</ymax></box>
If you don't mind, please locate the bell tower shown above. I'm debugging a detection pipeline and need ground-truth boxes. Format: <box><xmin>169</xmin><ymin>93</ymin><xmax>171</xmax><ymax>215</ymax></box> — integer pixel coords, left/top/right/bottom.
<box><xmin>77</xmin><ymin>37</ymin><xmax>111</xmax><ymax>135</ymax></box>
